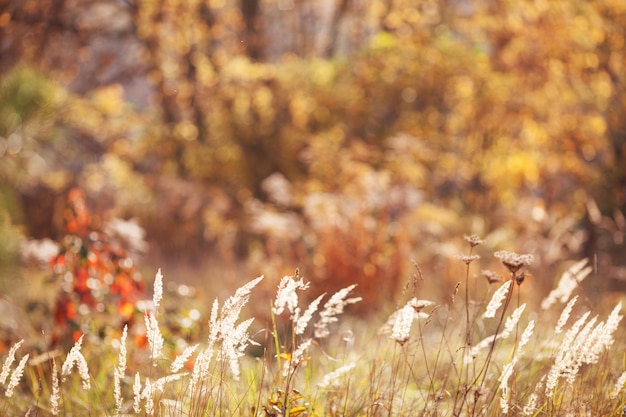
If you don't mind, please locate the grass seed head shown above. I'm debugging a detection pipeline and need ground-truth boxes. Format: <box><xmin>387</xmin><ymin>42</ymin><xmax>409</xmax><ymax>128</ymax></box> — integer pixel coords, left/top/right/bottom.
<box><xmin>0</xmin><ymin>339</ymin><xmax>24</xmax><ymax>385</ymax></box>
<box><xmin>483</xmin><ymin>281</ymin><xmax>511</xmax><ymax>319</ymax></box>
<box><xmin>144</xmin><ymin>312</ymin><xmax>164</xmax><ymax>363</ymax></box>
<box><xmin>50</xmin><ymin>360</ymin><xmax>60</xmax><ymax>415</ymax></box>
<box><xmin>170</xmin><ymin>344</ymin><xmax>199</xmax><ymax>373</ymax></box>
<box><xmin>152</xmin><ymin>268</ymin><xmax>163</xmax><ymax>309</ymax></box>
<box><xmin>61</xmin><ymin>334</ymin><xmax>91</xmax><ymax>390</ymax></box>
<box><xmin>541</xmin><ymin>259</ymin><xmax>592</xmax><ymax>309</ymax></box>
<box><xmin>318</xmin><ymin>363</ymin><xmax>356</xmax><ymax>389</ymax></box>
<box><xmin>5</xmin><ymin>354</ymin><xmax>28</xmax><ymax>398</ymax></box>
<box><xmin>133</xmin><ymin>372</ymin><xmax>142</xmax><ymax>413</ymax></box>
<box><xmin>273</xmin><ymin>275</ymin><xmax>310</xmax><ymax>316</ymax></box>
<box><xmin>314</xmin><ymin>284</ymin><xmax>361</xmax><ymax>338</ymax></box>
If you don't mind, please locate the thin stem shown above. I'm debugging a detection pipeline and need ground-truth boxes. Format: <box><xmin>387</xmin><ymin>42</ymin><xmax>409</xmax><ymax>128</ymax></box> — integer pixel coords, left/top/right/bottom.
<box><xmin>465</xmin><ymin>247</ymin><xmax>474</xmax><ymax>347</ymax></box>
<box><xmin>478</xmin><ymin>278</ymin><xmax>515</xmax><ymax>389</ymax></box>
<box><xmin>254</xmin><ymin>348</ymin><xmax>267</xmax><ymax>417</ymax></box>
<box><xmin>388</xmin><ymin>342</ymin><xmax>400</xmax><ymax>417</ymax></box>
<box><xmin>454</xmin><ymin>247</ymin><xmax>476</xmax><ymax>416</ymax></box>
<box><xmin>401</xmin><ymin>344</ymin><xmax>428</xmax><ymax>404</ymax></box>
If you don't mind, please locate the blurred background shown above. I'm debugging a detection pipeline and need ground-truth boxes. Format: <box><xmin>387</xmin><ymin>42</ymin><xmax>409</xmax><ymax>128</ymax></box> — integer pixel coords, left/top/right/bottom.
<box><xmin>1</xmin><ymin>0</ymin><xmax>625</xmax><ymax>319</ymax></box>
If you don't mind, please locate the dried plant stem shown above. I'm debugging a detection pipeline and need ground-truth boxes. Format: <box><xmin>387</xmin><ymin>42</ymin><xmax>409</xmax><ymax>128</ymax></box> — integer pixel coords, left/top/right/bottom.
<box><xmin>400</xmin><ymin>344</ymin><xmax>428</xmax><ymax>405</ymax></box>
<box><xmin>254</xmin><ymin>348</ymin><xmax>267</xmax><ymax>417</ymax></box>
<box><xmin>342</xmin><ymin>376</ymin><xmax>351</xmax><ymax>416</ymax></box>
<box><xmin>465</xmin><ymin>248</ymin><xmax>475</xmax><ymax>347</ymax></box>
<box><xmin>388</xmin><ymin>342</ymin><xmax>401</xmax><ymax>417</ymax></box>
<box><xmin>478</xmin><ymin>279</ymin><xmax>515</xmax><ymax>390</ymax></box>
<box><xmin>270</xmin><ymin>301</ymin><xmax>282</xmax><ymax>372</ymax></box>
<box><xmin>415</xmin><ymin>315</ymin><xmax>434</xmax><ymax>394</ymax></box>
<box><xmin>459</xmin><ymin>253</ymin><xmax>475</xmax><ymax>415</ymax></box>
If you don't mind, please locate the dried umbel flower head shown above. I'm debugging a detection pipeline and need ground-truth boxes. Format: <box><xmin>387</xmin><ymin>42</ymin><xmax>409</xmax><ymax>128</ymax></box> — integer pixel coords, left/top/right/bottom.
<box><xmin>494</xmin><ymin>250</ymin><xmax>534</xmax><ymax>274</ymax></box>
<box><xmin>482</xmin><ymin>270</ymin><xmax>504</xmax><ymax>284</ymax></box>
<box><xmin>464</xmin><ymin>234</ymin><xmax>484</xmax><ymax>247</ymax></box>
<box><xmin>379</xmin><ymin>298</ymin><xmax>431</xmax><ymax>341</ymax></box>
<box><xmin>391</xmin><ymin>304</ymin><xmax>415</xmax><ymax>345</ymax></box>
<box><xmin>458</xmin><ymin>254</ymin><xmax>480</xmax><ymax>265</ymax></box>
<box><xmin>407</xmin><ymin>297</ymin><xmax>434</xmax><ymax>313</ymax></box>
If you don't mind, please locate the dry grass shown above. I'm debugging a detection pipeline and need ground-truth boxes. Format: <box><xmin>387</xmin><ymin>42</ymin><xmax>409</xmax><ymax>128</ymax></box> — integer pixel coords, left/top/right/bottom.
<box><xmin>1</xmin><ymin>240</ymin><xmax>625</xmax><ymax>416</ymax></box>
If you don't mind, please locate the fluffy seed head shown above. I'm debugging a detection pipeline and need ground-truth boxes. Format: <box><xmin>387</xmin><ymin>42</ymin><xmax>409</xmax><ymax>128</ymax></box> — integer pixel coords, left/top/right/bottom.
<box><xmin>118</xmin><ymin>325</ymin><xmax>128</xmax><ymax>375</ymax></box>
<box><xmin>144</xmin><ymin>312</ymin><xmax>164</xmax><ymax>363</ymax></box>
<box><xmin>1</xmin><ymin>339</ymin><xmax>24</xmax><ymax>385</ymax></box>
<box><xmin>171</xmin><ymin>344</ymin><xmax>199</xmax><ymax>373</ymax></box>
<box><xmin>483</xmin><ymin>281</ymin><xmax>511</xmax><ymax>319</ymax></box>
<box><xmin>50</xmin><ymin>360</ymin><xmax>60</xmax><ymax>415</ymax></box>
<box><xmin>541</xmin><ymin>259</ymin><xmax>591</xmax><ymax>310</ymax></box>
<box><xmin>314</xmin><ymin>285</ymin><xmax>361</xmax><ymax>338</ymax></box>
<box><xmin>133</xmin><ymin>372</ymin><xmax>142</xmax><ymax>413</ymax></box>
<box><xmin>273</xmin><ymin>275</ymin><xmax>310</xmax><ymax>316</ymax></box>
<box><xmin>5</xmin><ymin>354</ymin><xmax>28</xmax><ymax>397</ymax></box>
<box><xmin>153</xmin><ymin>268</ymin><xmax>163</xmax><ymax>309</ymax></box>
<box><xmin>142</xmin><ymin>377</ymin><xmax>154</xmax><ymax>415</ymax></box>
<box><xmin>113</xmin><ymin>367</ymin><xmax>123</xmax><ymax>416</ymax></box>
<box><xmin>610</xmin><ymin>371</ymin><xmax>626</xmax><ymax>400</ymax></box>
<box><xmin>295</xmin><ymin>293</ymin><xmax>325</xmax><ymax>335</ymax></box>
<box><xmin>555</xmin><ymin>296</ymin><xmax>578</xmax><ymax>334</ymax></box>
<box><xmin>502</xmin><ymin>304</ymin><xmax>526</xmax><ymax>338</ymax></box>
<box><xmin>62</xmin><ymin>335</ymin><xmax>91</xmax><ymax>390</ymax></box>
<box><xmin>318</xmin><ymin>363</ymin><xmax>356</xmax><ymax>389</ymax></box>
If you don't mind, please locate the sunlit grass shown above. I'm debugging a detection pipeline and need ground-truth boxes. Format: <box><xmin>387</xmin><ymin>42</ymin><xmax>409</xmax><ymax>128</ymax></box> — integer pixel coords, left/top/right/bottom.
<box><xmin>1</xmin><ymin>240</ymin><xmax>625</xmax><ymax>416</ymax></box>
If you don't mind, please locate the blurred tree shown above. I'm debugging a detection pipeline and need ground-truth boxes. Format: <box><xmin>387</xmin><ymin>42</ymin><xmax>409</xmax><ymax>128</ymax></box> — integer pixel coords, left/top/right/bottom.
<box><xmin>0</xmin><ymin>0</ymin><xmax>625</xmax><ymax>300</ymax></box>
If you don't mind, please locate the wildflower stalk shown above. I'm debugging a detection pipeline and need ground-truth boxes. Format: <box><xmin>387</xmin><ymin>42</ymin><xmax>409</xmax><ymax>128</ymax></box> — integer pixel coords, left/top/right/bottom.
<box><xmin>462</xmin><ymin>234</ymin><xmax>483</xmax><ymax>347</ymax></box>
<box><xmin>478</xmin><ymin>279</ymin><xmax>514</xmax><ymax>390</ymax></box>
<box><xmin>415</xmin><ymin>311</ymin><xmax>434</xmax><ymax>396</ymax></box>
<box><xmin>270</xmin><ymin>301</ymin><xmax>282</xmax><ymax>371</ymax></box>
<box><xmin>454</xmin><ymin>235</ymin><xmax>482</xmax><ymax>414</ymax></box>
<box><xmin>388</xmin><ymin>342</ymin><xmax>400</xmax><ymax>417</ymax></box>
<box><xmin>477</xmin><ymin>251</ymin><xmax>533</xmax><ymax>390</ymax></box>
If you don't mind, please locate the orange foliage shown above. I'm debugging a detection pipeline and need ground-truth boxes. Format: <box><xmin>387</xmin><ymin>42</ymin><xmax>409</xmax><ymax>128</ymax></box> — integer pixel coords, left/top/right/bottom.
<box><xmin>51</xmin><ymin>188</ymin><xmax>146</xmax><ymax>347</ymax></box>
